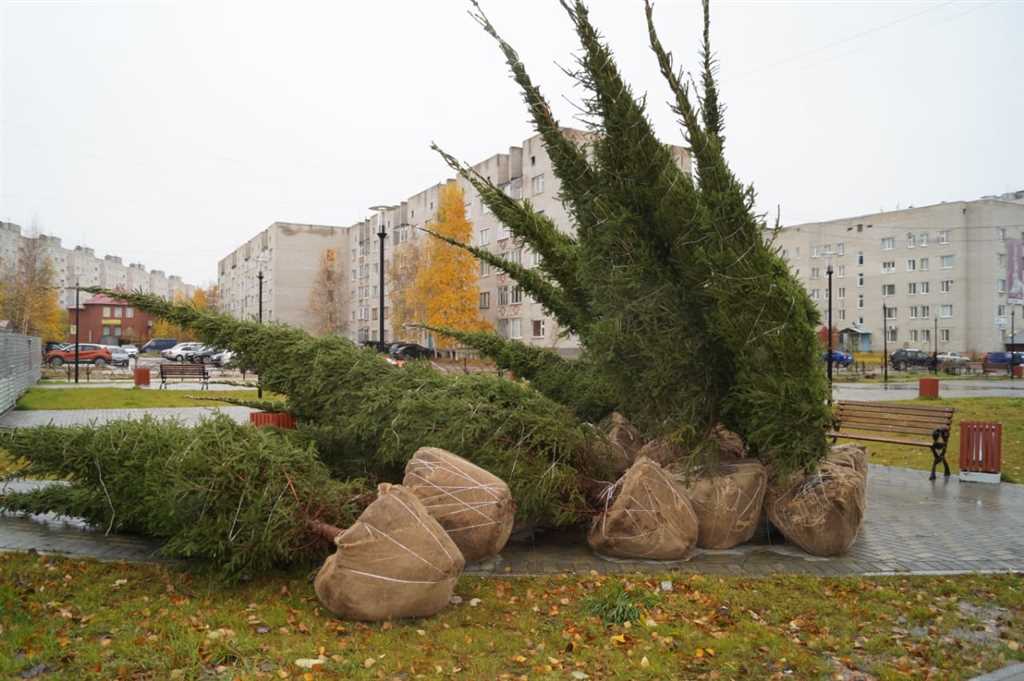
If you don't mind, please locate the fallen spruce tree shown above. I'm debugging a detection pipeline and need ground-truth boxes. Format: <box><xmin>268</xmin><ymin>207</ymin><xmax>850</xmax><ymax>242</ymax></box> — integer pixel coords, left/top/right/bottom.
<box><xmin>0</xmin><ymin>415</ymin><xmax>368</xmax><ymax>580</ymax></box>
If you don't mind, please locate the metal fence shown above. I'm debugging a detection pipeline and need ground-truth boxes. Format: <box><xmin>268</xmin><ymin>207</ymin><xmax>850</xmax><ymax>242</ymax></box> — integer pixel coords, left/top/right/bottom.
<box><xmin>0</xmin><ymin>332</ymin><xmax>41</xmax><ymax>413</ymax></box>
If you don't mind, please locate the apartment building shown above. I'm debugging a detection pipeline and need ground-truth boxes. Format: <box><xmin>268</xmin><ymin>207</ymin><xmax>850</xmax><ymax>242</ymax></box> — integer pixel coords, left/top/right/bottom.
<box><xmin>219</xmin><ymin>130</ymin><xmax>692</xmax><ymax>350</ymax></box>
<box><xmin>773</xmin><ymin>199</ymin><xmax>1024</xmax><ymax>355</ymax></box>
<box><xmin>218</xmin><ymin>222</ymin><xmax>350</xmax><ymax>330</ymax></box>
<box><xmin>0</xmin><ymin>222</ymin><xmax>196</xmax><ymax>309</ymax></box>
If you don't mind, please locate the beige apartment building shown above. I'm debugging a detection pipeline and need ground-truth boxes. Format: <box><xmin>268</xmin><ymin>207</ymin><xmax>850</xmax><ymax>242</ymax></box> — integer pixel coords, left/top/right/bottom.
<box><xmin>773</xmin><ymin>198</ymin><xmax>1024</xmax><ymax>356</ymax></box>
<box><xmin>218</xmin><ymin>130</ymin><xmax>691</xmax><ymax>348</ymax></box>
<box><xmin>0</xmin><ymin>222</ymin><xmax>195</xmax><ymax>309</ymax></box>
<box><xmin>218</xmin><ymin>222</ymin><xmax>350</xmax><ymax>330</ymax></box>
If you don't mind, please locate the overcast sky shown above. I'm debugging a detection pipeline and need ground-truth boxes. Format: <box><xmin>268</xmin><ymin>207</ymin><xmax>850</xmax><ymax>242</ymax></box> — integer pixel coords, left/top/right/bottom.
<box><xmin>2</xmin><ymin>0</ymin><xmax>1021</xmax><ymax>286</ymax></box>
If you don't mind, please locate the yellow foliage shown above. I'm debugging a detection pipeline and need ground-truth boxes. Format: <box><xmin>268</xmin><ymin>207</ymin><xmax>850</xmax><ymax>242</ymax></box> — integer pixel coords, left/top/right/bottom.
<box><xmin>410</xmin><ymin>182</ymin><xmax>491</xmax><ymax>348</ymax></box>
<box><xmin>388</xmin><ymin>239</ymin><xmax>427</xmax><ymax>342</ymax></box>
<box><xmin>308</xmin><ymin>249</ymin><xmax>345</xmax><ymax>336</ymax></box>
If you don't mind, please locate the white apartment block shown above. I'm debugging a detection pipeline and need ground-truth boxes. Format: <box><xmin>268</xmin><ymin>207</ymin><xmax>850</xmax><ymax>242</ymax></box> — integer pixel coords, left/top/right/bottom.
<box><xmin>0</xmin><ymin>222</ymin><xmax>196</xmax><ymax>309</ymax></box>
<box><xmin>218</xmin><ymin>130</ymin><xmax>692</xmax><ymax>352</ymax></box>
<box><xmin>773</xmin><ymin>198</ymin><xmax>1024</xmax><ymax>356</ymax></box>
<box><xmin>218</xmin><ymin>222</ymin><xmax>350</xmax><ymax>330</ymax></box>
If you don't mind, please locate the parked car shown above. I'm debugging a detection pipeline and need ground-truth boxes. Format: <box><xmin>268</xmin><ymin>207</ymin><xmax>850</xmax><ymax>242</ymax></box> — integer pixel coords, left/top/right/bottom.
<box><xmin>823</xmin><ymin>350</ymin><xmax>853</xmax><ymax>368</ymax></box>
<box><xmin>103</xmin><ymin>345</ymin><xmax>131</xmax><ymax>368</ymax></box>
<box><xmin>44</xmin><ymin>341</ymin><xmax>68</xmax><ymax>354</ymax></box>
<box><xmin>936</xmin><ymin>352</ymin><xmax>968</xmax><ymax>367</ymax></box>
<box><xmin>45</xmin><ymin>343</ymin><xmax>112</xmax><ymax>369</ymax></box>
<box><xmin>161</xmin><ymin>342</ymin><xmax>204</xmax><ymax>362</ymax></box>
<box><xmin>982</xmin><ymin>351</ymin><xmax>1024</xmax><ymax>373</ymax></box>
<box><xmin>121</xmin><ymin>344</ymin><xmax>139</xmax><ymax>359</ymax></box>
<box><xmin>211</xmin><ymin>349</ymin><xmax>235</xmax><ymax>367</ymax></box>
<box><xmin>141</xmin><ymin>338</ymin><xmax>177</xmax><ymax>354</ymax></box>
<box><xmin>889</xmin><ymin>348</ymin><xmax>932</xmax><ymax>371</ymax></box>
<box><xmin>189</xmin><ymin>346</ymin><xmax>223</xmax><ymax>364</ymax></box>
<box><xmin>390</xmin><ymin>343</ymin><xmax>438</xmax><ymax>361</ymax></box>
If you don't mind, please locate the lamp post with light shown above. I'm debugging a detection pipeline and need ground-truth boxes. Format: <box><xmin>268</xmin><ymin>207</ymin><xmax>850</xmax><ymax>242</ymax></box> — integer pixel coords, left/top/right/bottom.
<box><xmin>370</xmin><ymin>205</ymin><xmax>390</xmax><ymax>352</ymax></box>
<box><xmin>826</xmin><ymin>261</ymin><xmax>834</xmax><ymax>400</ymax></box>
<box><xmin>256</xmin><ymin>252</ymin><xmax>269</xmax><ymax>398</ymax></box>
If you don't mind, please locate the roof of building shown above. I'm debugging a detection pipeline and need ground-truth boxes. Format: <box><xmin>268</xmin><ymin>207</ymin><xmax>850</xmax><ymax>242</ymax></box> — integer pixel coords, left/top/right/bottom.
<box><xmin>82</xmin><ymin>293</ymin><xmax>131</xmax><ymax>306</ymax></box>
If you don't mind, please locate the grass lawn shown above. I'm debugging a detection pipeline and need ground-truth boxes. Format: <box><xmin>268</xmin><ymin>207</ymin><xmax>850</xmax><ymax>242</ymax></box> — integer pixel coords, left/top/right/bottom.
<box><xmin>1</xmin><ymin>553</ymin><xmax>1021</xmax><ymax>680</ymax></box>
<box><xmin>843</xmin><ymin>398</ymin><xmax>1024</xmax><ymax>483</ymax></box>
<box><xmin>14</xmin><ymin>387</ymin><xmax>264</xmax><ymax>411</ymax></box>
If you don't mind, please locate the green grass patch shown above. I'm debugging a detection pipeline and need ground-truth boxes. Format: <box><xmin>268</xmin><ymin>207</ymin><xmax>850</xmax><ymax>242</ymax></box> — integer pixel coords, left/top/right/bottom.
<box><xmin>0</xmin><ymin>553</ymin><xmax>1020</xmax><ymax>680</ymax></box>
<box><xmin>842</xmin><ymin>398</ymin><xmax>1024</xmax><ymax>483</ymax></box>
<box><xmin>14</xmin><ymin>388</ymin><xmax>265</xmax><ymax>411</ymax></box>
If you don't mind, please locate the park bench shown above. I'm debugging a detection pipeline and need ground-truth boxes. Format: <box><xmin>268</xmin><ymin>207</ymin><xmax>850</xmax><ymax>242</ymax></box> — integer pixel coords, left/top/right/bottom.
<box><xmin>159</xmin><ymin>363</ymin><xmax>209</xmax><ymax>390</ymax></box>
<box><xmin>828</xmin><ymin>401</ymin><xmax>954</xmax><ymax>480</ymax></box>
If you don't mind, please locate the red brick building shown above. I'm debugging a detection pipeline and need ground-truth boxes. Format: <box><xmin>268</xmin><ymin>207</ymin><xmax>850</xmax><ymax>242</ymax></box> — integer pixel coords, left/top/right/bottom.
<box><xmin>67</xmin><ymin>293</ymin><xmax>157</xmax><ymax>345</ymax></box>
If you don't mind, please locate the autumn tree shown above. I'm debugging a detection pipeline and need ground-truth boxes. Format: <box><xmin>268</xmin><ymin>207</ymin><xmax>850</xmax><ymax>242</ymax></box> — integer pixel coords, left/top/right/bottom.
<box><xmin>413</xmin><ymin>182</ymin><xmax>491</xmax><ymax>348</ymax></box>
<box><xmin>151</xmin><ymin>291</ymin><xmax>197</xmax><ymax>341</ymax></box>
<box><xmin>0</xmin><ymin>234</ymin><xmax>66</xmax><ymax>341</ymax></box>
<box><xmin>307</xmin><ymin>248</ymin><xmax>345</xmax><ymax>336</ymax></box>
<box><xmin>387</xmin><ymin>238</ymin><xmax>427</xmax><ymax>343</ymax></box>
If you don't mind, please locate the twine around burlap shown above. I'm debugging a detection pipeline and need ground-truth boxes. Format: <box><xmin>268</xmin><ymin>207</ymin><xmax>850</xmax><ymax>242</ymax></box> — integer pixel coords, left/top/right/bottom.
<box><xmin>314</xmin><ymin>484</ymin><xmax>464</xmax><ymax>621</ymax></box>
<box><xmin>403</xmin><ymin>447</ymin><xmax>514</xmax><ymax>563</ymax></box>
<box><xmin>682</xmin><ymin>459</ymin><xmax>767</xmax><ymax>550</ymax></box>
<box><xmin>765</xmin><ymin>445</ymin><xmax>868</xmax><ymax>557</ymax></box>
<box><xmin>587</xmin><ymin>456</ymin><xmax>698</xmax><ymax>561</ymax></box>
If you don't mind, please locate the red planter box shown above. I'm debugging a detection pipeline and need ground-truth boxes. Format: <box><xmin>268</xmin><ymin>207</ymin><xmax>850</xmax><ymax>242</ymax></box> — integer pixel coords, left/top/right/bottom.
<box><xmin>250</xmin><ymin>411</ymin><xmax>296</xmax><ymax>429</ymax></box>
<box><xmin>918</xmin><ymin>377</ymin><xmax>940</xmax><ymax>399</ymax></box>
<box><xmin>133</xmin><ymin>367</ymin><xmax>151</xmax><ymax>387</ymax></box>
<box><xmin>959</xmin><ymin>422</ymin><xmax>1002</xmax><ymax>473</ymax></box>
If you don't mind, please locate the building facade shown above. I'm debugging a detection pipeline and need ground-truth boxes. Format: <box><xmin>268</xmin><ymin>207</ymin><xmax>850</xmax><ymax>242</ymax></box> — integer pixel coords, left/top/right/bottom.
<box><xmin>773</xmin><ymin>199</ymin><xmax>1024</xmax><ymax>355</ymax></box>
<box><xmin>66</xmin><ymin>293</ymin><xmax>158</xmax><ymax>345</ymax></box>
<box><xmin>0</xmin><ymin>222</ymin><xmax>196</xmax><ymax>310</ymax></box>
<box><xmin>219</xmin><ymin>130</ymin><xmax>692</xmax><ymax>353</ymax></box>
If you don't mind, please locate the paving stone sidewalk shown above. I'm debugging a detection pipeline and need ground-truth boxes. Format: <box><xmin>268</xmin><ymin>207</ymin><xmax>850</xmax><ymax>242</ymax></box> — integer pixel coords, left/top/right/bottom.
<box><xmin>0</xmin><ymin>405</ymin><xmax>254</xmax><ymax>428</ymax></box>
<box><xmin>3</xmin><ymin>465</ymin><xmax>1023</xmax><ymax>577</ymax></box>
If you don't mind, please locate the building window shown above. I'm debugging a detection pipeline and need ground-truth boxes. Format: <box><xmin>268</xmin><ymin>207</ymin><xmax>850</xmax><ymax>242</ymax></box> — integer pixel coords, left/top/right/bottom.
<box><xmin>919</xmin><ymin>258</ymin><xmax>928</xmax><ymax>271</ymax></box>
<box><xmin>857</xmin><ymin>273</ymin><xmax>864</xmax><ymax>287</ymax></box>
<box><xmin>882</xmin><ymin>284</ymin><xmax>895</xmax><ymax>297</ymax></box>
<box><xmin>998</xmin><ymin>253</ymin><xmax>1007</xmax><ymax>267</ymax></box>
<box><xmin>998</xmin><ymin>304</ymin><xmax>1007</xmax><ymax>317</ymax></box>
<box><xmin>811</xmin><ymin>246</ymin><xmax>821</xmax><ymax>259</ymax></box>
<box><xmin>919</xmin><ymin>281</ymin><xmax>929</xmax><ymax>294</ymax></box>
<box><xmin>941</xmin><ymin>329</ymin><xmax>950</xmax><ymax>342</ymax></box>
<box><xmin>113</xmin><ymin>326</ymin><xmax>122</xmax><ymax>337</ymax></box>
<box><xmin>910</xmin><ymin>329</ymin><xmax>918</xmax><ymax>342</ymax></box>
<box><xmin>532</xmin><ymin>319</ymin><xmax>545</xmax><ymax>338</ymax></box>
<box><xmin>837</xmin><ymin>265</ymin><xmax>845</xmax><ymax>278</ymax></box>
<box><xmin>998</xmin><ymin>279</ymin><xmax>1007</xmax><ymax>293</ymax></box>
<box><xmin>125</xmin><ymin>307</ymin><xmax>134</xmax><ymax>318</ymax></box>
<box><xmin>531</xmin><ymin>174</ymin><xmax>545</xmax><ymax>195</ymax></box>
<box><xmin>906</xmin><ymin>259</ymin><xmax>916</xmax><ymax>272</ymax></box>
<box><xmin>908</xmin><ymin>283</ymin><xmax>917</xmax><ymax>295</ymax></box>
<box><xmin>922</xmin><ymin>329</ymin><xmax>930</xmax><ymax>343</ymax></box>
<box><xmin>102</xmin><ymin>306</ymin><xmax>111</xmax><ymax>317</ymax></box>
<box><xmin>918</xmin><ymin>232</ymin><xmax>928</xmax><ymax>247</ymax></box>
<box><xmin>881</xmin><ymin>237</ymin><xmax>895</xmax><ymax>250</ymax></box>
<box><xmin>837</xmin><ymin>287</ymin><xmax>846</xmax><ymax>299</ymax></box>
<box><xmin>480</xmin><ymin>260</ymin><xmax>491</xmax><ymax>276</ymax></box>
<box><xmin>940</xmin><ymin>279</ymin><xmax>953</xmax><ymax>293</ymax></box>
<box><xmin>838</xmin><ymin>309</ymin><xmax>846</xmax><ymax>321</ymax></box>
<box><xmin>836</xmin><ymin>242</ymin><xmax>845</xmax><ymax>256</ymax></box>
<box><xmin>857</xmin><ymin>294</ymin><xmax>864</xmax><ymax>309</ymax></box>
<box><xmin>887</xmin><ymin>327</ymin><xmax>898</xmax><ymax>342</ymax></box>
<box><xmin>498</xmin><ymin>286</ymin><xmax>509</xmax><ymax>306</ymax></box>
<box><xmin>938</xmin><ymin>231</ymin><xmax>950</xmax><ymax>244</ymax></box>
<box><xmin>885</xmin><ymin>306</ymin><xmax>897</xmax><ymax>320</ymax></box>
<box><xmin>810</xmin><ymin>267</ymin><xmax>820</xmax><ymax>280</ymax></box>
<box><xmin>511</xmin><ymin>286</ymin><xmax>523</xmax><ymax>304</ymax></box>
<box><xmin>479</xmin><ymin>292</ymin><xmax>490</xmax><ymax>309</ymax></box>
<box><xmin>478</xmin><ymin>228</ymin><xmax>490</xmax><ymax>246</ymax></box>
<box><xmin>999</xmin><ymin>227</ymin><xmax>1007</xmax><ymax>241</ymax></box>
<box><xmin>941</xmin><ymin>255</ymin><xmax>954</xmax><ymax>269</ymax></box>
<box><xmin>882</xmin><ymin>261</ymin><xmax>896</xmax><ymax>273</ymax></box>
<box><xmin>920</xmin><ymin>305</ymin><xmax>930</xmax><ymax>318</ymax></box>
<box><xmin>857</xmin><ymin>252</ymin><xmax>864</xmax><ymax>266</ymax></box>
<box><xmin>906</xmin><ymin>234</ymin><xmax>915</xmax><ymax>249</ymax></box>
<box><xmin>939</xmin><ymin>304</ymin><xmax>953</xmax><ymax>318</ymax></box>
<box><xmin>509</xmin><ymin>317</ymin><xmax>522</xmax><ymax>339</ymax></box>
<box><xmin>810</xmin><ymin>289</ymin><xmax>820</xmax><ymax>300</ymax></box>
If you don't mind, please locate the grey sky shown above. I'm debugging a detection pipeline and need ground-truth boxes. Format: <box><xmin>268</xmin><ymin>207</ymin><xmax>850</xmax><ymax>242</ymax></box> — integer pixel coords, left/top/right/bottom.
<box><xmin>2</xmin><ymin>0</ymin><xmax>1021</xmax><ymax>287</ymax></box>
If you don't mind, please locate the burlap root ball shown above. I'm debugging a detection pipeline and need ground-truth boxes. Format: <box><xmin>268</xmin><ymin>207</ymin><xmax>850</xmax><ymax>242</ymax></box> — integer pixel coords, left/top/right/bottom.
<box><xmin>683</xmin><ymin>459</ymin><xmax>767</xmax><ymax>550</ymax></box>
<box><xmin>314</xmin><ymin>484</ymin><xmax>465</xmax><ymax>621</ymax></box>
<box><xmin>403</xmin><ymin>447</ymin><xmax>515</xmax><ymax>563</ymax></box>
<box><xmin>588</xmin><ymin>456</ymin><xmax>699</xmax><ymax>560</ymax></box>
<box><xmin>765</xmin><ymin>445</ymin><xmax>868</xmax><ymax>557</ymax></box>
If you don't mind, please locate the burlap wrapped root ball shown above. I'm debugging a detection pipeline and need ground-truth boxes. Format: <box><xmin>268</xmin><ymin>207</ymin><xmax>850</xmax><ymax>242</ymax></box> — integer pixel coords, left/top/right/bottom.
<box><xmin>588</xmin><ymin>456</ymin><xmax>699</xmax><ymax>560</ymax></box>
<box><xmin>591</xmin><ymin>412</ymin><xmax>644</xmax><ymax>476</ymax></box>
<box><xmin>766</xmin><ymin>445</ymin><xmax>868</xmax><ymax>557</ymax></box>
<box><xmin>314</xmin><ymin>484</ymin><xmax>465</xmax><ymax>621</ymax></box>
<box><xmin>403</xmin><ymin>447</ymin><xmax>515</xmax><ymax>563</ymax></box>
<box><xmin>683</xmin><ymin>459</ymin><xmax>767</xmax><ymax>550</ymax></box>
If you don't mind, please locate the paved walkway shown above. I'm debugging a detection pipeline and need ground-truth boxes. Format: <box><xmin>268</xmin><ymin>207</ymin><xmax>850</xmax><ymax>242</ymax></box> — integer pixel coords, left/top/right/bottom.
<box><xmin>834</xmin><ymin>379</ymin><xmax>1024</xmax><ymax>402</ymax></box>
<box><xmin>3</xmin><ymin>465</ymin><xmax>1023</xmax><ymax>577</ymax></box>
<box><xmin>0</xmin><ymin>406</ymin><xmax>254</xmax><ymax>428</ymax></box>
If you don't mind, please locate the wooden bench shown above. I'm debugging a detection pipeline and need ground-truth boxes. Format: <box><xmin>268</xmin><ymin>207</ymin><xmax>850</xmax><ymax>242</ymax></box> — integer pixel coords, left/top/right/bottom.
<box><xmin>828</xmin><ymin>401</ymin><xmax>955</xmax><ymax>480</ymax></box>
<box><xmin>159</xmin><ymin>363</ymin><xmax>209</xmax><ymax>390</ymax></box>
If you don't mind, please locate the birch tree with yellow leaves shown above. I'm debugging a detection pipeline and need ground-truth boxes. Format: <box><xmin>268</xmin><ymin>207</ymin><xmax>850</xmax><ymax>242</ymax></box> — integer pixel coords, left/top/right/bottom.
<box><xmin>412</xmin><ymin>182</ymin><xmax>490</xmax><ymax>348</ymax></box>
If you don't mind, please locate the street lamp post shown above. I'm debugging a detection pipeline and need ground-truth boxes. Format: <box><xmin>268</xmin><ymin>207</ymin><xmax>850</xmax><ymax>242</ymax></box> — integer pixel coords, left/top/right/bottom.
<box><xmin>257</xmin><ymin>268</ymin><xmax>264</xmax><ymax>399</ymax></box>
<box><xmin>74</xmin><ymin>282</ymin><xmax>81</xmax><ymax>384</ymax></box>
<box><xmin>1012</xmin><ymin>309</ymin><xmax>1016</xmax><ymax>381</ymax></box>
<box><xmin>826</xmin><ymin>262</ymin><xmax>834</xmax><ymax>402</ymax></box>
<box><xmin>882</xmin><ymin>302</ymin><xmax>888</xmax><ymax>386</ymax></box>
<box><xmin>370</xmin><ymin>206</ymin><xmax>391</xmax><ymax>352</ymax></box>
<box><xmin>933</xmin><ymin>316</ymin><xmax>938</xmax><ymax>375</ymax></box>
